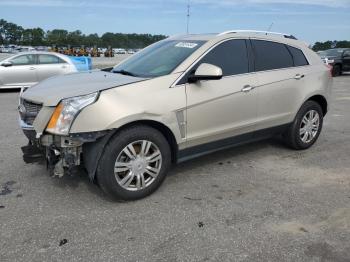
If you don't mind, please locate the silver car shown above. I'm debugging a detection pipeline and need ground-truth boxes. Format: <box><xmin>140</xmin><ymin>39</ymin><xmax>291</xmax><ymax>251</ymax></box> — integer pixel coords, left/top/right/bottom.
<box><xmin>0</xmin><ymin>52</ymin><xmax>78</xmax><ymax>89</ymax></box>
<box><xmin>20</xmin><ymin>30</ymin><xmax>332</xmax><ymax>201</ymax></box>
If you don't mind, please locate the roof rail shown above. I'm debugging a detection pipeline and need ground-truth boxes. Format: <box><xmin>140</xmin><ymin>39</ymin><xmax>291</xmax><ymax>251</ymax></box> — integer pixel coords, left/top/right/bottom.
<box><xmin>218</xmin><ymin>30</ymin><xmax>297</xmax><ymax>40</ymax></box>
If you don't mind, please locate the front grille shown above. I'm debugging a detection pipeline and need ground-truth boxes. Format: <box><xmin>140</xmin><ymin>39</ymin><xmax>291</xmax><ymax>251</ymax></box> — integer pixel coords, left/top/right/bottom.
<box><xmin>20</xmin><ymin>99</ymin><xmax>43</xmax><ymax>126</ymax></box>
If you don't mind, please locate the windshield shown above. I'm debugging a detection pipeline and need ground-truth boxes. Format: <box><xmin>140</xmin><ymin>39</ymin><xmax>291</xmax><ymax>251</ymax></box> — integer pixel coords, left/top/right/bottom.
<box><xmin>323</xmin><ymin>49</ymin><xmax>344</xmax><ymax>57</ymax></box>
<box><xmin>112</xmin><ymin>40</ymin><xmax>206</xmax><ymax>77</ymax></box>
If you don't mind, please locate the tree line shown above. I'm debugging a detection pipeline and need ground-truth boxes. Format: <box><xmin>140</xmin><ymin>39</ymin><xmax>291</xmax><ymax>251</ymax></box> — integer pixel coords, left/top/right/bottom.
<box><xmin>312</xmin><ymin>40</ymin><xmax>350</xmax><ymax>51</ymax></box>
<box><xmin>0</xmin><ymin>19</ymin><xmax>167</xmax><ymax>48</ymax></box>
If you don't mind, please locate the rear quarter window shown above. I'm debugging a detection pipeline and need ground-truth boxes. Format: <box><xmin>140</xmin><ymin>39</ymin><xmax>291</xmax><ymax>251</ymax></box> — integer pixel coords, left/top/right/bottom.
<box><xmin>286</xmin><ymin>45</ymin><xmax>309</xmax><ymax>66</ymax></box>
<box><xmin>252</xmin><ymin>40</ymin><xmax>294</xmax><ymax>71</ymax></box>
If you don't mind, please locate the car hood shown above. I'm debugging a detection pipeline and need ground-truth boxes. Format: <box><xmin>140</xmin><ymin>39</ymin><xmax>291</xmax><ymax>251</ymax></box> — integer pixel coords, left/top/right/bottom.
<box><xmin>22</xmin><ymin>70</ymin><xmax>147</xmax><ymax>106</ymax></box>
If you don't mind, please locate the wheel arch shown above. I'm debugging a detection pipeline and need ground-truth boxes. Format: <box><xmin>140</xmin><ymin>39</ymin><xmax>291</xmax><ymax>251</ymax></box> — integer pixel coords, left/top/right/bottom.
<box><xmin>306</xmin><ymin>94</ymin><xmax>328</xmax><ymax>116</ymax></box>
<box><xmin>83</xmin><ymin>120</ymin><xmax>179</xmax><ymax>181</ymax></box>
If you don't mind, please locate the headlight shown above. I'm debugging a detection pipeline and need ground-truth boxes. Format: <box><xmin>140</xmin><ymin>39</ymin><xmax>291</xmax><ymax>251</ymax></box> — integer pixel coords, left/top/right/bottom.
<box><xmin>46</xmin><ymin>92</ymin><xmax>98</xmax><ymax>135</ymax></box>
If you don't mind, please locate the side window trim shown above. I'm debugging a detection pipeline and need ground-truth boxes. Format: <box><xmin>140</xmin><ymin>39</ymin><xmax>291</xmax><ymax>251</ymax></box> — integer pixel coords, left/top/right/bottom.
<box><xmin>173</xmin><ymin>38</ymin><xmax>251</xmax><ymax>86</ymax></box>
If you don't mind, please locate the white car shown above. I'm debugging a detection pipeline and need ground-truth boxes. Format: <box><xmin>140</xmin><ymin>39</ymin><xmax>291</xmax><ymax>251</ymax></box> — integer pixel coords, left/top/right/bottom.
<box><xmin>0</xmin><ymin>52</ymin><xmax>81</xmax><ymax>89</ymax></box>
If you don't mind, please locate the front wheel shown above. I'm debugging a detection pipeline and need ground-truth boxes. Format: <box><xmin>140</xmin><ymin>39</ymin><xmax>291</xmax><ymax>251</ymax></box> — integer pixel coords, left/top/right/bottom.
<box><xmin>96</xmin><ymin>125</ymin><xmax>171</xmax><ymax>201</ymax></box>
<box><xmin>285</xmin><ymin>101</ymin><xmax>323</xmax><ymax>150</ymax></box>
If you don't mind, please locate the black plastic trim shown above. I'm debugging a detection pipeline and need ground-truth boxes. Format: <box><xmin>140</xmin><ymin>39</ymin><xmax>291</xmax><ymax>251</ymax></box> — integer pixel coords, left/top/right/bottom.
<box><xmin>177</xmin><ymin>124</ymin><xmax>290</xmax><ymax>163</ymax></box>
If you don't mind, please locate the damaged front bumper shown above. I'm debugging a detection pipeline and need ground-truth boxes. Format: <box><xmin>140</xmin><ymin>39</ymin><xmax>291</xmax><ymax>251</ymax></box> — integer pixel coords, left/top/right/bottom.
<box><xmin>22</xmin><ymin>131</ymin><xmax>109</xmax><ymax>178</ymax></box>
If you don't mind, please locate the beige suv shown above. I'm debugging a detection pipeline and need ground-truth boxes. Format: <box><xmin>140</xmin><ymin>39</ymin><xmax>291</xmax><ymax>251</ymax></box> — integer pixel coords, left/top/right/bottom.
<box><xmin>20</xmin><ymin>30</ymin><xmax>332</xmax><ymax>200</ymax></box>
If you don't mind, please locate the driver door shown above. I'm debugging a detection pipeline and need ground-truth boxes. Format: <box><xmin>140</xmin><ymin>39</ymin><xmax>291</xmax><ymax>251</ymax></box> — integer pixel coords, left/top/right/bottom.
<box><xmin>1</xmin><ymin>54</ymin><xmax>38</xmax><ymax>88</ymax></box>
<box><xmin>184</xmin><ymin>39</ymin><xmax>259</xmax><ymax>148</ymax></box>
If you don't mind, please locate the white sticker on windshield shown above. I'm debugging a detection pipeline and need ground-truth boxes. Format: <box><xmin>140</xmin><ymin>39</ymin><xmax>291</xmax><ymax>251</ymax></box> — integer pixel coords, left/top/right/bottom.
<box><xmin>175</xmin><ymin>42</ymin><xmax>198</xmax><ymax>49</ymax></box>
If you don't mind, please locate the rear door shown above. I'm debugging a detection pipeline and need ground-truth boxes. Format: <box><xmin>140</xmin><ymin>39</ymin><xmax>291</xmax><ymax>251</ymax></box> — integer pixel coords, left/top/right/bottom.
<box><xmin>1</xmin><ymin>54</ymin><xmax>38</xmax><ymax>88</ymax></box>
<box><xmin>36</xmin><ymin>54</ymin><xmax>71</xmax><ymax>81</ymax></box>
<box><xmin>185</xmin><ymin>39</ymin><xmax>259</xmax><ymax>148</ymax></box>
<box><xmin>251</xmin><ymin>39</ymin><xmax>309</xmax><ymax>130</ymax></box>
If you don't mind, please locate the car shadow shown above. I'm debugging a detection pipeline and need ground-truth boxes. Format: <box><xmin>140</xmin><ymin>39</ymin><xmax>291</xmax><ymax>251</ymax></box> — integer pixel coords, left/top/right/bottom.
<box><xmin>44</xmin><ymin>137</ymin><xmax>287</xmax><ymax>201</ymax></box>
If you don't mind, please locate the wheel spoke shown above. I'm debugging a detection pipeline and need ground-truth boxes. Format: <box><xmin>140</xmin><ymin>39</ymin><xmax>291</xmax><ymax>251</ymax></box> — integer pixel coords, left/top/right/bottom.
<box><xmin>141</xmin><ymin>140</ymin><xmax>152</xmax><ymax>156</ymax></box>
<box><xmin>123</xmin><ymin>144</ymin><xmax>137</xmax><ymax>159</ymax></box>
<box><xmin>145</xmin><ymin>166</ymin><xmax>160</xmax><ymax>178</ymax></box>
<box><xmin>302</xmin><ymin>116</ymin><xmax>308</xmax><ymax>125</ymax></box>
<box><xmin>114</xmin><ymin>162</ymin><xmax>131</xmax><ymax>173</ymax></box>
<box><xmin>146</xmin><ymin>151</ymin><xmax>161</xmax><ymax>163</ymax></box>
<box><xmin>300</xmin><ymin>127</ymin><xmax>306</xmax><ymax>135</ymax></box>
<box><xmin>140</xmin><ymin>173</ymin><xmax>145</xmax><ymax>188</ymax></box>
<box><xmin>119</xmin><ymin>171</ymin><xmax>134</xmax><ymax>187</ymax></box>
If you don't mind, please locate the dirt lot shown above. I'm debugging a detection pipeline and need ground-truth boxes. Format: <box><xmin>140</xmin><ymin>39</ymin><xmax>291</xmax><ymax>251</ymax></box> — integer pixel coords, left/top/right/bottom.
<box><xmin>0</xmin><ymin>75</ymin><xmax>349</xmax><ymax>262</ymax></box>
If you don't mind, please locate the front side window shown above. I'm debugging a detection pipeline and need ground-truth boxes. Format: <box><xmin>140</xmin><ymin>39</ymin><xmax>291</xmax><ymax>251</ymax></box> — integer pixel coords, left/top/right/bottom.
<box><xmin>38</xmin><ymin>54</ymin><xmax>65</xmax><ymax>64</ymax></box>
<box><xmin>286</xmin><ymin>45</ymin><xmax>309</xmax><ymax>66</ymax></box>
<box><xmin>10</xmin><ymin>55</ymin><xmax>36</xmax><ymax>66</ymax></box>
<box><xmin>199</xmin><ymin>39</ymin><xmax>249</xmax><ymax>76</ymax></box>
<box><xmin>252</xmin><ymin>40</ymin><xmax>293</xmax><ymax>71</ymax></box>
<box><xmin>112</xmin><ymin>40</ymin><xmax>206</xmax><ymax>77</ymax></box>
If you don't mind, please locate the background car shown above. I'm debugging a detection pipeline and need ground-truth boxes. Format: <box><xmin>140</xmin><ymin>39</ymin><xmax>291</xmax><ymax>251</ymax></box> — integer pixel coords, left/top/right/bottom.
<box><xmin>0</xmin><ymin>51</ymin><xmax>92</xmax><ymax>89</ymax></box>
<box><xmin>318</xmin><ymin>48</ymin><xmax>350</xmax><ymax>76</ymax></box>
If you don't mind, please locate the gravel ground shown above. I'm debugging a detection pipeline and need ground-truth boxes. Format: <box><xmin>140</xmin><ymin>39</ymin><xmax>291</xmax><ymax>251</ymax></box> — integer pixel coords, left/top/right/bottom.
<box><xmin>0</xmin><ymin>75</ymin><xmax>349</xmax><ymax>262</ymax></box>
<box><xmin>0</xmin><ymin>53</ymin><xmax>129</xmax><ymax>69</ymax></box>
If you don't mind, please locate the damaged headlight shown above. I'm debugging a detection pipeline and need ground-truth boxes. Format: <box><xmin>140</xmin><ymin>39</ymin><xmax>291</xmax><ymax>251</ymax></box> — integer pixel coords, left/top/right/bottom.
<box><xmin>46</xmin><ymin>92</ymin><xmax>99</xmax><ymax>135</ymax></box>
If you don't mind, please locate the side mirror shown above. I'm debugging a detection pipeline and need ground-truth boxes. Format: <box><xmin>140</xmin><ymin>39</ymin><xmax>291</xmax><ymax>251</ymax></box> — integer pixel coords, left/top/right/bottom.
<box><xmin>1</xmin><ymin>61</ymin><xmax>13</xmax><ymax>67</ymax></box>
<box><xmin>188</xmin><ymin>63</ymin><xmax>223</xmax><ymax>83</ymax></box>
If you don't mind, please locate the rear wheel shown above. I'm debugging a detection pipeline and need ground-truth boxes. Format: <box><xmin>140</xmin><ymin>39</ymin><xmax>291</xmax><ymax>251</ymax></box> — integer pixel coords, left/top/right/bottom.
<box><xmin>285</xmin><ymin>101</ymin><xmax>323</xmax><ymax>150</ymax></box>
<box><xmin>96</xmin><ymin>125</ymin><xmax>171</xmax><ymax>201</ymax></box>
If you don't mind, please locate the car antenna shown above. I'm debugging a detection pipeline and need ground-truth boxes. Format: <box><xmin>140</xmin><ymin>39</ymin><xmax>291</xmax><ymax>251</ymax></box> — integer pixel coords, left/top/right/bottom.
<box><xmin>186</xmin><ymin>0</ymin><xmax>190</xmax><ymax>34</ymax></box>
<box><xmin>266</xmin><ymin>22</ymin><xmax>274</xmax><ymax>34</ymax></box>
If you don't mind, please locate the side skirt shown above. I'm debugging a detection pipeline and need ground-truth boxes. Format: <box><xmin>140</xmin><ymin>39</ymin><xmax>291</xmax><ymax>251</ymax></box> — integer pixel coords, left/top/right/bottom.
<box><xmin>176</xmin><ymin>124</ymin><xmax>291</xmax><ymax>163</ymax></box>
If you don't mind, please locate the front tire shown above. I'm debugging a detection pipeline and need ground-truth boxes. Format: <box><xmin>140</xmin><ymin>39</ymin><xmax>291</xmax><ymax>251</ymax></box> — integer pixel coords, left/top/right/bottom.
<box><xmin>96</xmin><ymin>125</ymin><xmax>171</xmax><ymax>201</ymax></box>
<box><xmin>285</xmin><ymin>101</ymin><xmax>323</xmax><ymax>150</ymax></box>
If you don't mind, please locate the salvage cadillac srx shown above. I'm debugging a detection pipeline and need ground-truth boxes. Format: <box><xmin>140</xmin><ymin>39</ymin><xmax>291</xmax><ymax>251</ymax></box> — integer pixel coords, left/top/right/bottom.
<box><xmin>19</xmin><ymin>30</ymin><xmax>332</xmax><ymax>200</ymax></box>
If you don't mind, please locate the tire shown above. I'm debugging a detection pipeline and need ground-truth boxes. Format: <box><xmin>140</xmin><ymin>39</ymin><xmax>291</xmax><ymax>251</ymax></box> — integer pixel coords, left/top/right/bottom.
<box><xmin>332</xmin><ymin>64</ymin><xmax>341</xmax><ymax>77</ymax></box>
<box><xmin>96</xmin><ymin>125</ymin><xmax>171</xmax><ymax>201</ymax></box>
<box><xmin>285</xmin><ymin>101</ymin><xmax>323</xmax><ymax>150</ymax></box>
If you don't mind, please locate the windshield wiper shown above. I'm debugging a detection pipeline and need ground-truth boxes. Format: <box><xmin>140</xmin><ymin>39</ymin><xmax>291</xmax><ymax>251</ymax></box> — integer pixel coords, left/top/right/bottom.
<box><xmin>113</xmin><ymin>69</ymin><xmax>138</xmax><ymax>77</ymax></box>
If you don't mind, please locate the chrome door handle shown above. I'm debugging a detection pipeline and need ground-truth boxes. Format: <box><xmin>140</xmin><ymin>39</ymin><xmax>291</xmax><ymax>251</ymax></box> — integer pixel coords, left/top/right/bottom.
<box><xmin>295</xmin><ymin>74</ymin><xmax>304</xmax><ymax>80</ymax></box>
<box><xmin>241</xmin><ymin>85</ymin><xmax>254</xmax><ymax>93</ymax></box>
<box><xmin>29</xmin><ymin>67</ymin><xmax>36</xmax><ymax>70</ymax></box>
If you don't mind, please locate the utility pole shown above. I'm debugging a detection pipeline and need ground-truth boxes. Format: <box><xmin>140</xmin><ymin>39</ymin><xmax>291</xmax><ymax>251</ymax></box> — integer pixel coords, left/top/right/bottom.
<box><xmin>186</xmin><ymin>0</ymin><xmax>190</xmax><ymax>34</ymax></box>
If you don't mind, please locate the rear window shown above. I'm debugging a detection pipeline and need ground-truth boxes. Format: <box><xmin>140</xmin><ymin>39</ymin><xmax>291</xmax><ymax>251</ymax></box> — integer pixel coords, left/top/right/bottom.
<box><xmin>286</xmin><ymin>46</ymin><xmax>309</xmax><ymax>66</ymax></box>
<box><xmin>38</xmin><ymin>54</ymin><xmax>66</xmax><ymax>64</ymax></box>
<box><xmin>252</xmin><ymin>40</ymin><xmax>293</xmax><ymax>71</ymax></box>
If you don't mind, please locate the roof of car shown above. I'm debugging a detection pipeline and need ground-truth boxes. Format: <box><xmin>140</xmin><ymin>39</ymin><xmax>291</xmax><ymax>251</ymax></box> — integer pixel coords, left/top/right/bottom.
<box><xmin>170</xmin><ymin>30</ymin><xmax>298</xmax><ymax>42</ymax></box>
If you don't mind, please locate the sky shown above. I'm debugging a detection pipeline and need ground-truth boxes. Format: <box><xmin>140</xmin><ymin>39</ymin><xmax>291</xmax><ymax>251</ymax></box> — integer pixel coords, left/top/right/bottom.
<box><xmin>0</xmin><ymin>0</ymin><xmax>349</xmax><ymax>44</ymax></box>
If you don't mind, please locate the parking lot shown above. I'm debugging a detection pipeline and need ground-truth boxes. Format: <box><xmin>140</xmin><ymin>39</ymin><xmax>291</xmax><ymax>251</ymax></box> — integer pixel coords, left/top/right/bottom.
<box><xmin>0</xmin><ymin>75</ymin><xmax>349</xmax><ymax>261</ymax></box>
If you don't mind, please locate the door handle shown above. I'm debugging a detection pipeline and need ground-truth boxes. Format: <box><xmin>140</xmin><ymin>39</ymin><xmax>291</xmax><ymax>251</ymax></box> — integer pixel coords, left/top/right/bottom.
<box><xmin>29</xmin><ymin>67</ymin><xmax>36</xmax><ymax>70</ymax></box>
<box><xmin>241</xmin><ymin>85</ymin><xmax>254</xmax><ymax>93</ymax></box>
<box><xmin>294</xmin><ymin>74</ymin><xmax>305</xmax><ymax>80</ymax></box>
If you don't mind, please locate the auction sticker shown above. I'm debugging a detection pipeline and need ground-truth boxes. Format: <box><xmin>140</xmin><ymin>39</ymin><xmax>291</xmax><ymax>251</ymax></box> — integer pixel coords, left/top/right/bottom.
<box><xmin>175</xmin><ymin>42</ymin><xmax>198</xmax><ymax>48</ymax></box>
